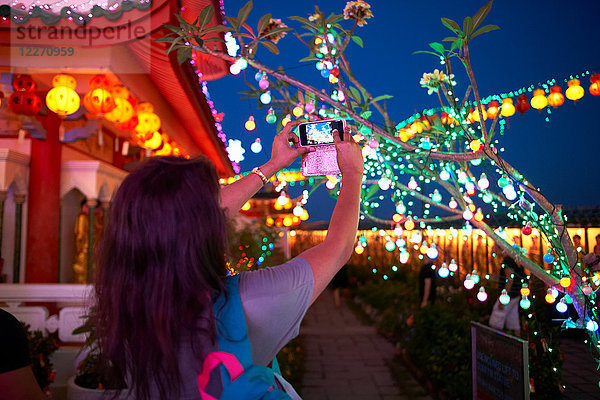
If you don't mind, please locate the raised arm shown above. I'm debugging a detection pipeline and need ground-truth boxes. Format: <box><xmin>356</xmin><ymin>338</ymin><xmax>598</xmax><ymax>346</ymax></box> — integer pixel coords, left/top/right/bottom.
<box><xmin>298</xmin><ymin>128</ymin><xmax>364</xmax><ymax>304</ymax></box>
<box><xmin>220</xmin><ymin>121</ymin><xmax>311</xmax><ymax>218</ymax></box>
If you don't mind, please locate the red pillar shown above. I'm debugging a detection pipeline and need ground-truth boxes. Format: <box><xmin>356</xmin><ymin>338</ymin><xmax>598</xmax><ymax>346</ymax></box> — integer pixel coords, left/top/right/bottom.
<box><xmin>25</xmin><ymin>113</ymin><xmax>62</xmax><ymax>283</ymax></box>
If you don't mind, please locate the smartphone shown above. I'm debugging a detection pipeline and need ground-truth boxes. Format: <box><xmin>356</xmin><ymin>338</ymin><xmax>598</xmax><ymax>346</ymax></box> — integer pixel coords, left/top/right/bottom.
<box><xmin>298</xmin><ymin>119</ymin><xmax>345</xmax><ymax>146</ymax></box>
<box><xmin>298</xmin><ymin>119</ymin><xmax>345</xmax><ymax>176</ymax></box>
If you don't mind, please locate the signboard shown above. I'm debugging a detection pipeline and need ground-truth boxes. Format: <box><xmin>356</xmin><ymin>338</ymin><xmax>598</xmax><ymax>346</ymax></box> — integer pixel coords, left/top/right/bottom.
<box><xmin>471</xmin><ymin>321</ymin><xmax>529</xmax><ymax>400</ymax></box>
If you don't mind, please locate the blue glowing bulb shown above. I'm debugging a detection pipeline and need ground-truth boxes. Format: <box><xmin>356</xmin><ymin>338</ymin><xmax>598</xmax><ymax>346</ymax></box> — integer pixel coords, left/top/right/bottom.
<box><xmin>586</xmin><ymin>320</ymin><xmax>599</xmax><ymax>332</ymax></box>
<box><xmin>438</xmin><ymin>265</ymin><xmax>449</xmax><ymax>278</ymax></box>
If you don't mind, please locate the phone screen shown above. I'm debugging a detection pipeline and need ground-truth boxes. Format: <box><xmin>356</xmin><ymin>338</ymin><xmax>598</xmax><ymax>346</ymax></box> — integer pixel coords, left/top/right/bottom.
<box><xmin>299</xmin><ymin>119</ymin><xmax>344</xmax><ymax>146</ymax></box>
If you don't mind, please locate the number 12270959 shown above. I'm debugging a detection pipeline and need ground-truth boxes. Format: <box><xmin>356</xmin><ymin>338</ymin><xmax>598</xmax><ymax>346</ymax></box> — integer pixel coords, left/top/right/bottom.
<box><xmin>18</xmin><ymin>47</ymin><xmax>74</xmax><ymax>57</ymax></box>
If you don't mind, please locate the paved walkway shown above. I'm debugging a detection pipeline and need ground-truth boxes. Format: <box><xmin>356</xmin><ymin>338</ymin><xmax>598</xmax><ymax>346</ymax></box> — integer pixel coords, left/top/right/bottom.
<box><xmin>561</xmin><ymin>335</ymin><xmax>600</xmax><ymax>399</ymax></box>
<box><xmin>299</xmin><ymin>290</ymin><xmax>432</xmax><ymax>400</ymax></box>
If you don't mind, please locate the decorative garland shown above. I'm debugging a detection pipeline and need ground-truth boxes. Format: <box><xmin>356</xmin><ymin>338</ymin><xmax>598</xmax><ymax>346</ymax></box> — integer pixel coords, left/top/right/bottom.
<box><xmin>0</xmin><ymin>0</ymin><xmax>152</xmax><ymax>26</ymax></box>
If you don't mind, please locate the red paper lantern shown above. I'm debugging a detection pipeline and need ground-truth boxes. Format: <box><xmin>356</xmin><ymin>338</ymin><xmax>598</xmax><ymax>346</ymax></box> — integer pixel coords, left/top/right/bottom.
<box><xmin>515</xmin><ymin>93</ymin><xmax>530</xmax><ymax>114</ymax></box>
<box><xmin>547</xmin><ymin>86</ymin><xmax>564</xmax><ymax>107</ymax></box>
<box><xmin>127</xmin><ymin>95</ymin><xmax>138</xmax><ymax>110</ymax></box>
<box><xmin>486</xmin><ymin>100</ymin><xmax>500</xmax><ymax>119</ymax></box>
<box><xmin>89</xmin><ymin>74</ymin><xmax>111</xmax><ymax>90</ymax></box>
<box><xmin>590</xmin><ymin>73</ymin><xmax>600</xmax><ymax>96</ymax></box>
<box><xmin>12</xmin><ymin>74</ymin><xmax>37</xmax><ymax>92</ymax></box>
<box><xmin>8</xmin><ymin>91</ymin><xmax>42</xmax><ymax>116</ymax></box>
<box><xmin>83</xmin><ymin>88</ymin><xmax>116</xmax><ymax>115</ymax></box>
<box><xmin>119</xmin><ymin>115</ymin><xmax>138</xmax><ymax>132</ymax></box>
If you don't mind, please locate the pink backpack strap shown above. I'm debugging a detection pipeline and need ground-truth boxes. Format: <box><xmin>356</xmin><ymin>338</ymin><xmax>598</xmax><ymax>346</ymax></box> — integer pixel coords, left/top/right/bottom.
<box><xmin>197</xmin><ymin>351</ymin><xmax>244</xmax><ymax>400</ymax></box>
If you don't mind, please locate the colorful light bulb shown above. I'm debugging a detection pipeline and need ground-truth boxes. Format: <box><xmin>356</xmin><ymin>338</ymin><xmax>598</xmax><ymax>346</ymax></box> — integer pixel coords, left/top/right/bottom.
<box><xmin>244</xmin><ymin>116</ymin><xmax>256</xmax><ymax>131</ymax></box>
<box><xmin>477</xmin><ymin>287</ymin><xmax>488</xmax><ymax>302</ymax></box>
<box><xmin>438</xmin><ymin>263</ymin><xmax>449</xmax><ymax>278</ymax></box>
<box><xmin>556</xmin><ymin>298</ymin><xmax>568</xmax><ymax>313</ymax></box>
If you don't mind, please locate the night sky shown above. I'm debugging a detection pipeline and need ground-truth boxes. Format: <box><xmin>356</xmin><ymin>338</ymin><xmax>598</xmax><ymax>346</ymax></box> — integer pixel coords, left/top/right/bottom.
<box><xmin>208</xmin><ymin>0</ymin><xmax>600</xmax><ymax>221</ymax></box>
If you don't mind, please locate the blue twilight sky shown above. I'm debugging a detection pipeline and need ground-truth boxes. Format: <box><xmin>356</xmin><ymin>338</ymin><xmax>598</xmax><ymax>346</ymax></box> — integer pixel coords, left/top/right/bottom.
<box><xmin>207</xmin><ymin>0</ymin><xmax>600</xmax><ymax>221</ymax></box>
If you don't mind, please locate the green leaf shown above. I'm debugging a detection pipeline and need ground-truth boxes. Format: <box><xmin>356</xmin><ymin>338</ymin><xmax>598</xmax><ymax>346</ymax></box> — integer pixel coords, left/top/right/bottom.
<box><xmin>441</xmin><ymin>17</ymin><xmax>461</xmax><ymax>33</ymax></box>
<box><xmin>360</xmin><ymin>110</ymin><xmax>372</xmax><ymax>119</ymax></box>
<box><xmin>299</xmin><ymin>54</ymin><xmax>319</xmax><ymax>62</ymax></box>
<box><xmin>201</xmin><ymin>25</ymin><xmax>234</xmax><ymax>34</ymax></box>
<box><xmin>442</xmin><ymin>36</ymin><xmax>457</xmax><ymax>42</ymax></box>
<box><xmin>175</xmin><ymin>14</ymin><xmax>196</xmax><ymax>33</ymax></box>
<box><xmin>288</xmin><ymin>15</ymin><xmax>318</xmax><ymax>30</ymax></box>
<box><xmin>371</xmin><ymin>94</ymin><xmax>393</xmax><ymax>103</ymax></box>
<box><xmin>412</xmin><ymin>50</ymin><xmax>441</xmax><ymax>57</ymax></box>
<box><xmin>351</xmin><ymin>35</ymin><xmax>363</xmax><ymax>48</ymax></box>
<box><xmin>472</xmin><ymin>0</ymin><xmax>493</xmax><ymax>30</ymax></box>
<box><xmin>224</xmin><ymin>16</ymin><xmax>239</xmax><ymax>30</ymax></box>
<box><xmin>257</xmin><ymin>13</ymin><xmax>272</xmax><ymax>35</ymax></box>
<box><xmin>197</xmin><ymin>4</ymin><xmax>214</xmax><ymax>30</ymax></box>
<box><xmin>193</xmin><ymin>35</ymin><xmax>204</xmax><ymax>47</ymax></box>
<box><xmin>154</xmin><ymin>36</ymin><xmax>176</xmax><ymax>43</ymax></box>
<box><xmin>462</xmin><ymin>16</ymin><xmax>473</xmax><ymax>37</ymax></box>
<box><xmin>176</xmin><ymin>46</ymin><xmax>192</xmax><ymax>64</ymax></box>
<box><xmin>261</xmin><ymin>41</ymin><xmax>280</xmax><ymax>54</ymax></box>
<box><xmin>450</xmin><ymin>38</ymin><xmax>462</xmax><ymax>52</ymax></box>
<box><xmin>259</xmin><ymin>26</ymin><xmax>292</xmax><ymax>40</ymax></box>
<box><xmin>470</xmin><ymin>24</ymin><xmax>499</xmax><ymax>40</ymax></box>
<box><xmin>349</xmin><ymin>87</ymin><xmax>362</xmax><ymax>102</ymax></box>
<box><xmin>165</xmin><ymin>36</ymin><xmax>184</xmax><ymax>54</ymax></box>
<box><xmin>164</xmin><ymin>24</ymin><xmax>184</xmax><ymax>34</ymax></box>
<box><xmin>237</xmin><ymin>0</ymin><xmax>253</xmax><ymax>28</ymax></box>
<box><xmin>429</xmin><ymin>42</ymin><xmax>445</xmax><ymax>54</ymax></box>
<box><xmin>364</xmin><ymin>184</ymin><xmax>379</xmax><ymax>200</ymax></box>
<box><xmin>326</xmin><ymin>13</ymin><xmax>344</xmax><ymax>25</ymax></box>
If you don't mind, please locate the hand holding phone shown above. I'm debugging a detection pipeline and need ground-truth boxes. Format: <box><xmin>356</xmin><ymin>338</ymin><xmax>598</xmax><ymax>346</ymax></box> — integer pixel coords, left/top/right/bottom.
<box><xmin>299</xmin><ymin>119</ymin><xmax>345</xmax><ymax>176</ymax></box>
<box><xmin>331</xmin><ymin>127</ymin><xmax>363</xmax><ymax>179</ymax></box>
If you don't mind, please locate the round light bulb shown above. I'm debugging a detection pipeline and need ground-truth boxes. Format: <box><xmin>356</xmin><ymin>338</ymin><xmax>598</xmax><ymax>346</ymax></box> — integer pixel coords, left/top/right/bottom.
<box><xmin>378</xmin><ymin>177</ymin><xmax>391</xmax><ymax>191</ymax></box>
<box><xmin>556</xmin><ymin>299</ymin><xmax>568</xmax><ymax>313</ymax></box>
<box><xmin>438</xmin><ymin>265</ymin><xmax>449</xmax><ymax>278</ymax></box>
<box><xmin>477</xmin><ymin>287</ymin><xmax>488</xmax><ymax>302</ymax></box>
<box><xmin>250</xmin><ymin>138</ymin><xmax>262</xmax><ymax>153</ymax></box>
<box><xmin>260</xmin><ymin>91</ymin><xmax>272</xmax><ymax>104</ymax></box>
<box><xmin>464</xmin><ymin>277</ymin><xmax>475</xmax><ymax>290</ymax></box>
<box><xmin>499</xmin><ymin>290</ymin><xmax>510</xmax><ymax>304</ymax></box>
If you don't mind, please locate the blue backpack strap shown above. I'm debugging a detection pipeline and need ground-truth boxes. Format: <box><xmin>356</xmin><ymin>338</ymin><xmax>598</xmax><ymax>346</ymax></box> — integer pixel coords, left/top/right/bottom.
<box><xmin>211</xmin><ymin>274</ymin><xmax>291</xmax><ymax>399</ymax></box>
<box><xmin>213</xmin><ymin>274</ymin><xmax>253</xmax><ymax>367</ymax></box>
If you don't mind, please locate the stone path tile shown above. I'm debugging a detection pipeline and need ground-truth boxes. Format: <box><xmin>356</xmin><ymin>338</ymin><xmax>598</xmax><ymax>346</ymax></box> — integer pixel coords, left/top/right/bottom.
<box><xmin>299</xmin><ymin>290</ymin><xmax>433</xmax><ymax>400</ymax></box>
<box><xmin>561</xmin><ymin>336</ymin><xmax>600</xmax><ymax>400</ymax></box>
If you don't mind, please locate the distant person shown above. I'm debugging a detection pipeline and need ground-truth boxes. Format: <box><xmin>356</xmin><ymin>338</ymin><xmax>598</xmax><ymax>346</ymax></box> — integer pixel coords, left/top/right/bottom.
<box><xmin>584</xmin><ymin>253</ymin><xmax>600</xmax><ymax>275</ymax></box>
<box><xmin>573</xmin><ymin>234</ymin><xmax>586</xmax><ymax>267</ymax></box>
<box><xmin>419</xmin><ymin>261</ymin><xmax>436</xmax><ymax>308</ymax></box>
<box><xmin>594</xmin><ymin>234</ymin><xmax>600</xmax><ymax>256</ymax></box>
<box><xmin>489</xmin><ymin>253</ymin><xmax>527</xmax><ymax>336</ymax></box>
<box><xmin>0</xmin><ymin>309</ymin><xmax>47</xmax><ymax>400</ymax></box>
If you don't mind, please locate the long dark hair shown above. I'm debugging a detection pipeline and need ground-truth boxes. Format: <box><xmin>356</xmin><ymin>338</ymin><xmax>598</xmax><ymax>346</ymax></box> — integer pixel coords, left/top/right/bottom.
<box><xmin>94</xmin><ymin>156</ymin><xmax>227</xmax><ymax>399</ymax></box>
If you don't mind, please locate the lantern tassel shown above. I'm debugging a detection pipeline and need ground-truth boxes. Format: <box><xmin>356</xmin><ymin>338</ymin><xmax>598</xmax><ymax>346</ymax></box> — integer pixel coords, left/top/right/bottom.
<box><xmin>122</xmin><ymin>141</ymin><xmax>129</xmax><ymax>156</ymax></box>
<box><xmin>114</xmin><ymin>137</ymin><xmax>119</xmax><ymax>152</ymax></box>
<box><xmin>18</xmin><ymin>129</ymin><xmax>26</xmax><ymax>143</ymax></box>
<box><xmin>97</xmin><ymin>119</ymin><xmax>103</xmax><ymax>147</ymax></box>
<box><xmin>58</xmin><ymin>124</ymin><xmax>65</xmax><ymax>142</ymax></box>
